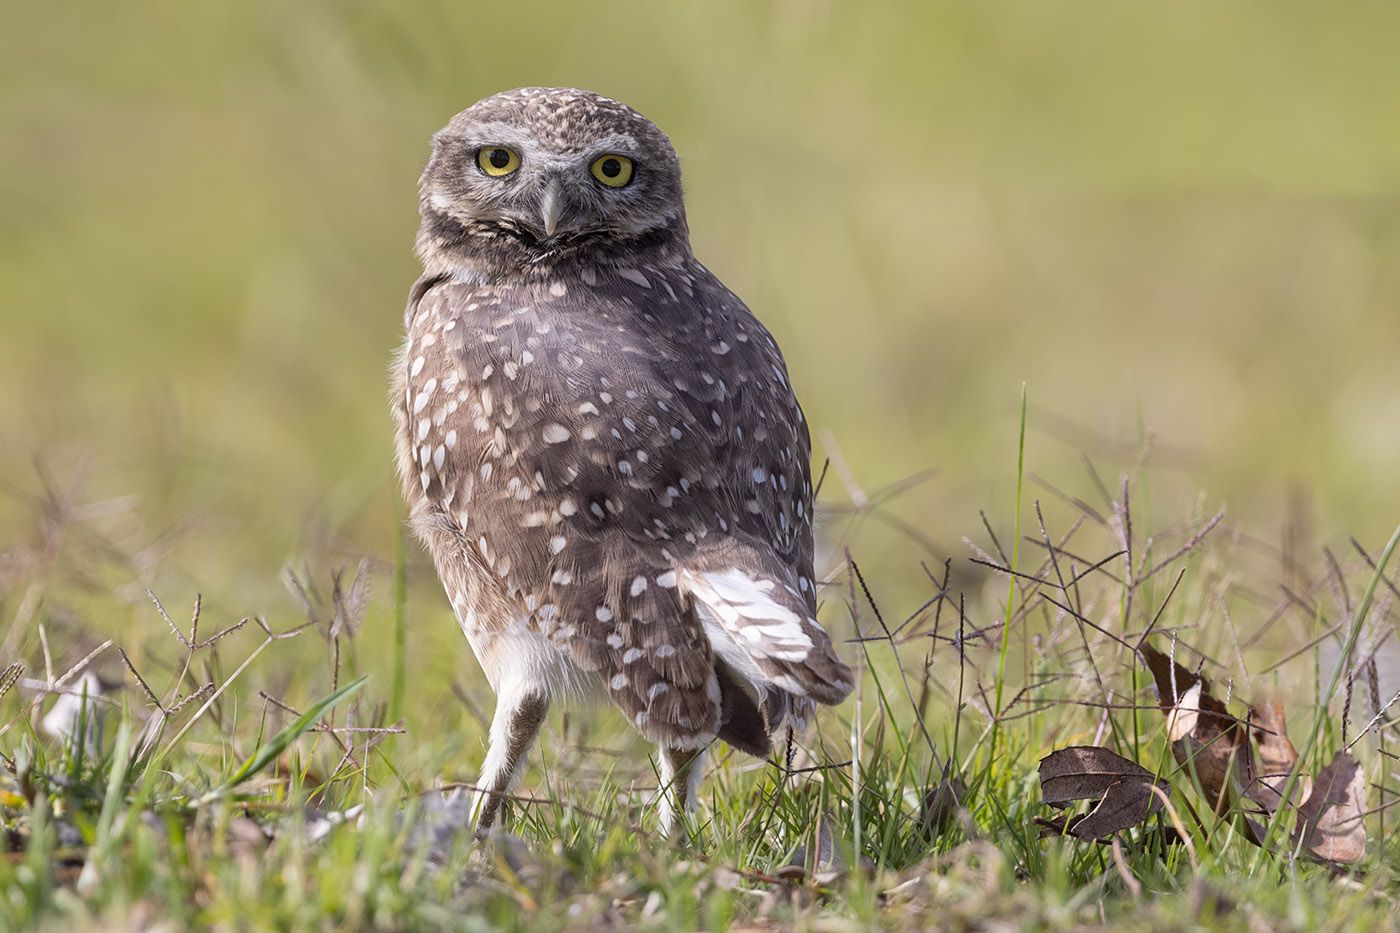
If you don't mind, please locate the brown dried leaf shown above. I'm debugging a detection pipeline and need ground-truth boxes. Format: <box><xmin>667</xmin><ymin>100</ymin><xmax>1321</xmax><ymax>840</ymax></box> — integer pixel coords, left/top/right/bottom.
<box><xmin>1242</xmin><ymin>817</ymin><xmax>1269</xmax><ymax>848</ymax></box>
<box><xmin>787</xmin><ymin>810</ymin><xmax>842</xmax><ymax>876</ymax></box>
<box><xmin>1037</xmin><ymin>813</ymin><xmax>1189</xmax><ymax>852</ymax></box>
<box><xmin>1246</xmin><ymin>701</ymin><xmax>1304</xmax><ymax>812</ymax></box>
<box><xmin>1040</xmin><ymin>746</ymin><xmax>1156</xmax><ymax>806</ymax></box>
<box><xmin>1038</xmin><ymin>746</ymin><xmax>1170</xmax><ymax>840</ymax></box>
<box><xmin>918</xmin><ymin>774</ymin><xmax>968</xmax><ymax>841</ymax></box>
<box><xmin>1166</xmin><ymin>682</ymin><xmax>1202</xmax><ymax>742</ymax></box>
<box><xmin>1076</xmin><ymin>779</ymin><xmax>1169</xmax><ymax>840</ymax></box>
<box><xmin>1294</xmin><ymin>750</ymin><xmax>1366</xmax><ymax>865</ymax></box>
<box><xmin>1141</xmin><ymin>644</ymin><xmax>1252</xmax><ymax>814</ymax></box>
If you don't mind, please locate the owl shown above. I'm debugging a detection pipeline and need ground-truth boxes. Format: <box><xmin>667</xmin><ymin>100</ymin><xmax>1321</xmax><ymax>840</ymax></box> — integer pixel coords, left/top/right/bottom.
<box><xmin>393</xmin><ymin>87</ymin><xmax>853</xmax><ymax>837</ymax></box>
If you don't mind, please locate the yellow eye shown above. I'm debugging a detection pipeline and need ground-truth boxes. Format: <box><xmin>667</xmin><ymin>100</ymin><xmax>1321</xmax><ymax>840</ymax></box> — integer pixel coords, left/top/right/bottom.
<box><xmin>590</xmin><ymin>154</ymin><xmax>634</xmax><ymax>188</ymax></box>
<box><xmin>476</xmin><ymin>146</ymin><xmax>520</xmax><ymax>177</ymax></box>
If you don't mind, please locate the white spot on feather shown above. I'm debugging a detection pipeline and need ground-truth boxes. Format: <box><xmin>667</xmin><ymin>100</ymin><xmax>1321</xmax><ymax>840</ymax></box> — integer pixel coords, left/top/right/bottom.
<box><xmin>618</xmin><ymin>268</ymin><xmax>650</xmax><ymax>288</ymax></box>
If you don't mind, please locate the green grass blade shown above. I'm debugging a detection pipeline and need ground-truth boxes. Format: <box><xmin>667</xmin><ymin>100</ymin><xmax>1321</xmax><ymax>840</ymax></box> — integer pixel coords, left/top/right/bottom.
<box><xmin>75</xmin><ymin>721</ymin><xmax>133</xmax><ymax>894</ymax></box>
<box><xmin>197</xmin><ymin>675</ymin><xmax>367</xmax><ymax>805</ymax></box>
<box><xmin>990</xmin><ymin>383</ymin><xmax>1028</xmax><ymax>750</ymax></box>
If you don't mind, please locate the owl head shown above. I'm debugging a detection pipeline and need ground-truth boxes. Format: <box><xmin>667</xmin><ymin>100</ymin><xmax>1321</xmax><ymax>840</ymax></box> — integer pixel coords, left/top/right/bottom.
<box><xmin>417</xmin><ymin>87</ymin><xmax>689</xmax><ymax>275</ymax></box>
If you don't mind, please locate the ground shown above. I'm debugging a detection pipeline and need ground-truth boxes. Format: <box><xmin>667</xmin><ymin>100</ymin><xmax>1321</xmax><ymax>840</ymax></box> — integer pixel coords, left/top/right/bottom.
<box><xmin>4</xmin><ymin>412</ymin><xmax>1399</xmax><ymax>929</ymax></box>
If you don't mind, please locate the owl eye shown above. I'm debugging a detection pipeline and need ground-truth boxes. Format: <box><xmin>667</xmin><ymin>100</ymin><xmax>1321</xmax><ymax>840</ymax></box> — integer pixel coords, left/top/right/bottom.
<box><xmin>589</xmin><ymin>154</ymin><xmax>634</xmax><ymax>188</ymax></box>
<box><xmin>476</xmin><ymin>146</ymin><xmax>521</xmax><ymax>177</ymax></box>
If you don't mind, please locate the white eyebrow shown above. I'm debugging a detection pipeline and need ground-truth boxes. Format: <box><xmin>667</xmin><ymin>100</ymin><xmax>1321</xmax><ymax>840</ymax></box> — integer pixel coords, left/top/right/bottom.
<box><xmin>583</xmin><ymin>134</ymin><xmax>642</xmax><ymax>155</ymax></box>
<box><xmin>445</xmin><ymin>122</ymin><xmax>537</xmax><ymax>149</ymax></box>
<box><xmin>441</xmin><ymin>125</ymin><xmax>644</xmax><ymax>159</ymax></box>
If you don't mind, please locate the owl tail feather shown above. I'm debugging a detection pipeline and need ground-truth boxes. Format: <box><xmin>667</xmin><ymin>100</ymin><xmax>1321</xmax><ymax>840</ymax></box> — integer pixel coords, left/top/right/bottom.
<box><xmin>713</xmin><ymin>660</ymin><xmax>772</xmax><ymax>757</ymax></box>
<box><xmin>680</xmin><ymin>564</ymin><xmax>854</xmax><ymax>712</ymax></box>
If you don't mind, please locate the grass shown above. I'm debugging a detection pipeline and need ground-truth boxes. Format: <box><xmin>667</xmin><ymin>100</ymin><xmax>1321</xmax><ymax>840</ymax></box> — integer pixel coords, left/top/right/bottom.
<box><xmin>4</xmin><ymin>414</ymin><xmax>1400</xmax><ymax>931</ymax></box>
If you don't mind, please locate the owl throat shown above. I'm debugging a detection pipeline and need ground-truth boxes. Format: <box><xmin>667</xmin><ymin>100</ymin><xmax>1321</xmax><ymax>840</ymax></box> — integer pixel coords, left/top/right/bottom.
<box><xmin>416</xmin><ymin>205</ymin><xmax>691</xmax><ymax>281</ymax></box>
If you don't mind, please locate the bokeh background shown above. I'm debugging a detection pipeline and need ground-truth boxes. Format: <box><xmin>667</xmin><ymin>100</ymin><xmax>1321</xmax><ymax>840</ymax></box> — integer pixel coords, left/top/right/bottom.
<box><xmin>4</xmin><ymin>3</ymin><xmax>1400</xmax><ymax>717</ymax></box>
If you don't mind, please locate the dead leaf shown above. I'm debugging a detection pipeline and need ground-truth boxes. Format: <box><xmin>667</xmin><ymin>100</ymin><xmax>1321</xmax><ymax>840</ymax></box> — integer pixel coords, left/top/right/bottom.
<box><xmin>1245</xmin><ymin>701</ymin><xmax>1305</xmax><ymax>812</ymax></box>
<box><xmin>784</xmin><ymin>811</ymin><xmax>871</xmax><ymax>885</ymax></box>
<box><xmin>1242</xmin><ymin>817</ymin><xmax>1269</xmax><ymax>848</ymax></box>
<box><xmin>788</xmin><ymin>810</ymin><xmax>841</xmax><ymax>876</ymax></box>
<box><xmin>1040</xmin><ymin>746</ymin><xmax>1156</xmax><ymax>807</ymax></box>
<box><xmin>1038</xmin><ymin>746</ymin><xmax>1169</xmax><ymax>840</ymax></box>
<box><xmin>1294</xmin><ymin>750</ymin><xmax>1366</xmax><ymax>864</ymax></box>
<box><xmin>772</xmin><ymin>863</ymin><xmax>809</xmax><ymax>883</ymax></box>
<box><xmin>1141</xmin><ymin>644</ymin><xmax>1251</xmax><ymax>814</ymax></box>
<box><xmin>918</xmin><ymin>773</ymin><xmax>968</xmax><ymax>841</ymax></box>
<box><xmin>1166</xmin><ymin>682</ymin><xmax>1202</xmax><ymax>742</ymax></box>
<box><xmin>1076</xmin><ymin>780</ymin><xmax>1168</xmax><ymax>840</ymax></box>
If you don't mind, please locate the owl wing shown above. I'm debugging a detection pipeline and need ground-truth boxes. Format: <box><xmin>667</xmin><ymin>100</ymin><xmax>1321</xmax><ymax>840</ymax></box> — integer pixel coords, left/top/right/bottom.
<box><xmin>666</xmin><ymin>266</ymin><xmax>853</xmax><ymax>718</ymax></box>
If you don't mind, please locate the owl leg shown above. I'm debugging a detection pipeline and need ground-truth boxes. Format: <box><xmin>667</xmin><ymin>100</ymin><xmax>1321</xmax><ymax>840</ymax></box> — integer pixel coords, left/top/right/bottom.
<box><xmin>471</xmin><ymin>683</ymin><xmax>549</xmax><ymax>836</ymax></box>
<box><xmin>657</xmin><ymin>745</ymin><xmax>709</xmax><ymax>839</ymax></box>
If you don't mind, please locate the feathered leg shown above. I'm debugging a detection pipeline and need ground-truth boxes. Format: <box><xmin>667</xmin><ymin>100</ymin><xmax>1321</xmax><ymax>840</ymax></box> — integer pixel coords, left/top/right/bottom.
<box><xmin>657</xmin><ymin>745</ymin><xmax>709</xmax><ymax>838</ymax></box>
<box><xmin>472</xmin><ymin>682</ymin><xmax>549</xmax><ymax>836</ymax></box>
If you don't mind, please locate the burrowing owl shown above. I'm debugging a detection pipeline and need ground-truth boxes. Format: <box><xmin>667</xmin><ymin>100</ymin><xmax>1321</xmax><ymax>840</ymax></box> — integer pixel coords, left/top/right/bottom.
<box><xmin>393</xmin><ymin>87</ymin><xmax>853</xmax><ymax>836</ymax></box>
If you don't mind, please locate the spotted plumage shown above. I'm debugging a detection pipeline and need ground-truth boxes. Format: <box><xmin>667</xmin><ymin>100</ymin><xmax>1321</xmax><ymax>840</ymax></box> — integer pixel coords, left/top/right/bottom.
<box><xmin>392</xmin><ymin>87</ymin><xmax>853</xmax><ymax>836</ymax></box>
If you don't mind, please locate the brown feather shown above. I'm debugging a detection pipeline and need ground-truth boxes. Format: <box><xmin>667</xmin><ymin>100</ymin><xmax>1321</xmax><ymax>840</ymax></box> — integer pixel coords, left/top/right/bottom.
<box><xmin>715</xmin><ymin>660</ymin><xmax>772</xmax><ymax>758</ymax></box>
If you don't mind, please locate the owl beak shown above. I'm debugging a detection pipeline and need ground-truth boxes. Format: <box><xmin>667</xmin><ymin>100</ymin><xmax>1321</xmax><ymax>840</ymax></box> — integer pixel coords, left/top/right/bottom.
<box><xmin>539</xmin><ymin>180</ymin><xmax>564</xmax><ymax>237</ymax></box>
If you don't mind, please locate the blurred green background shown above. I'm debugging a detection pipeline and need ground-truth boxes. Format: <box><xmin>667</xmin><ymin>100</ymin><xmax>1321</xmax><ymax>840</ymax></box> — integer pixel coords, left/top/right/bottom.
<box><xmin>3</xmin><ymin>2</ymin><xmax>1400</xmax><ymax>712</ymax></box>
